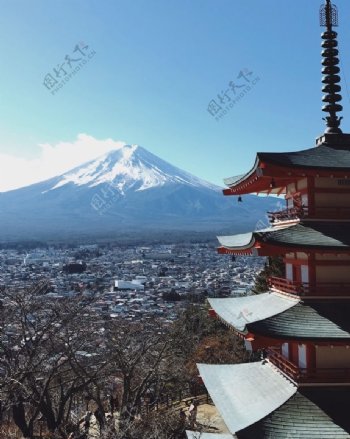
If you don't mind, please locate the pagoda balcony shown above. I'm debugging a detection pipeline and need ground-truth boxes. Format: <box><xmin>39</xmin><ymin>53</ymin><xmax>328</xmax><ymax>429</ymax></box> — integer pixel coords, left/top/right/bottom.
<box><xmin>266</xmin><ymin>348</ymin><xmax>350</xmax><ymax>384</ymax></box>
<box><xmin>268</xmin><ymin>207</ymin><xmax>306</xmax><ymax>224</ymax></box>
<box><xmin>268</xmin><ymin>276</ymin><xmax>350</xmax><ymax>298</ymax></box>
<box><xmin>268</xmin><ymin>206</ymin><xmax>350</xmax><ymax>223</ymax></box>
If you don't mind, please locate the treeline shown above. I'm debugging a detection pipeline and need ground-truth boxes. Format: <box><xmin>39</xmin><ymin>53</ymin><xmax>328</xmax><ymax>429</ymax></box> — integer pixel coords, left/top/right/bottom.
<box><xmin>0</xmin><ymin>231</ymin><xmax>218</xmax><ymax>250</ymax></box>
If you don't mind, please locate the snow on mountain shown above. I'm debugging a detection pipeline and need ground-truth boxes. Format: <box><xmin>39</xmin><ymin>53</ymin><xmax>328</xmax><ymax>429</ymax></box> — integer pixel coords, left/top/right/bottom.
<box><xmin>49</xmin><ymin>145</ymin><xmax>219</xmax><ymax>194</ymax></box>
<box><xmin>0</xmin><ymin>144</ymin><xmax>278</xmax><ymax>240</ymax></box>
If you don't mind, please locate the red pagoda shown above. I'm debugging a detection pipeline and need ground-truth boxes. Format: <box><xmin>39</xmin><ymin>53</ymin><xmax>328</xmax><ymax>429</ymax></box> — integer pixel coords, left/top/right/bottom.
<box><xmin>188</xmin><ymin>1</ymin><xmax>350</xmax><ymax>438</ymax></box>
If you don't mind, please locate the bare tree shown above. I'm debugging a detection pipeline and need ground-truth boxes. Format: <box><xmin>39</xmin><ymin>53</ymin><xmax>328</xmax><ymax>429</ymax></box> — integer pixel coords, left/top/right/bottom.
<box><xmin>100</xmin><ymin>409</ymin><xmax>187</xmax><ymax>439</ymax></box>
<box><xmin>103</xmin><ymin>319</ymin><xmax>175</xmax><ymax>431</ymax></box>
<box><xmin>0</xmin><ymin>283</ymin><xmax>108</xmax><ymax>438</ymax></box>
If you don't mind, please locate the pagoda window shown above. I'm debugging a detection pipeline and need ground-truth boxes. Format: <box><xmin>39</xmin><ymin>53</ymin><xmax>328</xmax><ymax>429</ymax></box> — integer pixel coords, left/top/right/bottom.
<box><xmin>301</xmin><ymin>265</ymin><xmax>309</xmax><ymax>284</ymax></box>
<box><xmin>286</xmin><ymin>263</ymin><xmax>293</xmax><ymax>281</ymax></box>
<box><xmin>298</xmin><ymin>344</ymin><xmax>307</xmax><ymax>368</ymax></box>
<box><xmin>281</xmin><ymin>342</ymin><xmax>289</xmax><ymax>360</ymax></box>
<box><xmin>301</xmin><ymin>193</ymin><xmax>308</xmax><ymax>209</ymax></box>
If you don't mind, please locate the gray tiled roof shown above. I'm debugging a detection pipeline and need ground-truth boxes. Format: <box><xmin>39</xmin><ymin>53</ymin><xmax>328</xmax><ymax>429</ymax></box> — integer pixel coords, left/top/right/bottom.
<box><xmin>248</xmin><ymin>301</ymin><xmax>350</xmax><ymax>340</ymax></box>
<box><xmin>218</xmin><ymin>222</ymin><xmax>350</xmax><ymax>251</ymax></box>
<box><xmin>208</xmin><ymin>293</ymin><xmax>299</xmax><ymax>332</ymax></box>
<box><xmin>257</xmin><ymin>222</ymin><xmax>350</xmax><ymax>249</ymax></box>
<box><xmin>197</xmin><ymin>362</ymin><xmax>297</xmax><ymax>434</ymax></box>
<box><xmin>257</xmin><ymin>145</ymin><xmax>350</xmax><ymax>170</ymax></box>
<box><xmin>224</xmin><ymin>143</ymin><xmax>350</xmax><ymax>188</ymax></box>
<box><xmin>237</xmin><ymin>388</ymin><xmax>350</xmax><ymax>438</ymax></box>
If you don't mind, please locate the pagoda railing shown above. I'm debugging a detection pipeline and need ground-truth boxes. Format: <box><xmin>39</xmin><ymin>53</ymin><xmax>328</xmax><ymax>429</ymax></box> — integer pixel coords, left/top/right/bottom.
<box><xmin>266</xmin><ymin>347</ymin><xmax>299</xmax><ymax>381</ymax></box>
<box><xmin>268</xmin><ymin>277</ymin><xmax>302</xmax><ymax>295</ymax></box>
<box><xmin>267</xmin><ymin>348</ymin><xmax>350</xmax><ymax>384</ymax></box>
<box><xmin>268</xmin><ymin>207</ymin><xmax>306</xmax><ymax>223</ymax></box>
<box><xmin>268</xmin><ymin>206</ymin><xmax>350</xmax><ymax>223</ymax></box>
<box><xmin>269</xmin><ymin>276</ymin><xmax>350</xmax><ymax>297</ymax></box>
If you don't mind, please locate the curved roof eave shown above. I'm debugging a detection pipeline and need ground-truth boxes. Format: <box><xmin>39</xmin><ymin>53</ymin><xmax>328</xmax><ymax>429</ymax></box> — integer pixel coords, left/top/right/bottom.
<box><xmin>218</xmin><ymin>222</ymin><xmax>350</xmax><ymax>254</ymax></box>
<box><xmin>217</xmin><ymin>233</ymin><xmax>255</xmax><ymax>250</ymax></box>
<box><xmin>197</xmin><ymin>362</ymin><xmax>297</xmax><ymax>434</ymax></box>
<box><xmin>208</xmin><ymin>293</ymin><xmax>300</xmax><ymax>332</ymax></box>
<box><xmin>223</xmin><ymin>156</ymin><xmax>259</xmax><ymax>188</ymax></box>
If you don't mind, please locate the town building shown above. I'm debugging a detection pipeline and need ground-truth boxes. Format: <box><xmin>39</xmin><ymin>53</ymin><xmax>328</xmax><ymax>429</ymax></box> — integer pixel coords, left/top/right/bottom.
<box><xmin>191</xmin><ymin>1</ymin><xmax>350</xmax><ymax>438</ymax></box>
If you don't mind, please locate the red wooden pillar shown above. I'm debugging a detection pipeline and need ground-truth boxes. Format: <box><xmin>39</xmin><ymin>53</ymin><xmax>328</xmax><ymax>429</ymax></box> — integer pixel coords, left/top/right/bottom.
<box><xmin>289</xmin><ymin>342</ymin><xmax>299</xmax><ymax>365</ymax></box>
<box><xmin>307</xmin><ymin>344</ymin><xmax>316</xmax><ymax>370</ymax></box>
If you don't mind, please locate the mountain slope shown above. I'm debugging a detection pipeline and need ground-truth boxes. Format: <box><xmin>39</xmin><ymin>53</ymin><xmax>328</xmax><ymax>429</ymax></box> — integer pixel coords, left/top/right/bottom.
<box><xmin>0</xmin><ymin>145</ymin><xmax>278</xmax><ymax>241</ymax></box>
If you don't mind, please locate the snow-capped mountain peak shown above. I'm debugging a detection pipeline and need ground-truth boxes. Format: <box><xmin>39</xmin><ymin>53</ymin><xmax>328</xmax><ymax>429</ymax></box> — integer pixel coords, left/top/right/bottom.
<box><xmin>0</xmin><ymin>143</ymin><xmax>278</xmax><ymax>240</ymax></box>
<box><xmin>49</xmin><ymin>144</ymin><xmax>219</xmax><ymax>194</ymax></box>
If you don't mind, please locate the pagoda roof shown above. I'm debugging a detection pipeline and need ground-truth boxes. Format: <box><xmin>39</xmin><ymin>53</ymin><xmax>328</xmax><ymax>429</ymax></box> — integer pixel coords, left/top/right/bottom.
<box><xmin>197</xmin><ymin>362</ymin><xmax>297</xmax><ymax>434</ymax></box>
<box><xmin>186</xmin><ymin>432</ymin><xmax>234</xmax><ymax>439</ymax></box>
<box><xmin>248</xmin><ymin>301</ymin><xmax>350</xmax><ymax>340</ymax></box>
<box><xmin>217</xmin><ymin>231</ymin><xmax>257</xmax><ymax>253</ymax></box>
<box><xmin>208</xmin><ymin>292</ymin><xmax>299</xmax><ymax>333</ymax></box>
<box><xmin>237</xmin><ymin>387</ymin><xmax>350</xmax><ymax>438</ymax></box>
<box><xmin>257</xmin><ymin>145</ymin><xmax>350</xmax><ymax>171</ymax></box>
<box><xmin>258</xmin><ymin>145</ymin><xmax>350</xmax><ymax>170</ymax></box>
<box><xmin>218</xmin><ymin>221</ymin><xmax>350</xmax><ymax>255</ymax></box>
<box><xmin>224</xmin><ymin>141</ymin><xmax>350</xmax><ymax>195</ymax></box>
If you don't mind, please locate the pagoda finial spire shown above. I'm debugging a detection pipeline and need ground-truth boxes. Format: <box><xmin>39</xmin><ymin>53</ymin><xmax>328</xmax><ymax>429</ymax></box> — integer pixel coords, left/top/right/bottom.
<box><xmin>320</xmin><ymin>0</ymin><xmax>343</xmax><ymax>134</ymax></box>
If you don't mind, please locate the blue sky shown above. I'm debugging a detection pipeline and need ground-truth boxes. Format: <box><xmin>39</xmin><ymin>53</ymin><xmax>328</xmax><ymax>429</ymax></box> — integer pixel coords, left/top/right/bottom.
<box><xmin>1</xmin><ymin>0</ymin><xmax>350</xmax><ymax>190</ymax></box>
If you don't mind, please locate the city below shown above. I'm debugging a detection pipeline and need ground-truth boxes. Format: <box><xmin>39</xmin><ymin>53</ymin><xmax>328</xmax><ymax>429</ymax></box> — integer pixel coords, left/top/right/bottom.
<box><xmin>0</xmin><ymin>242</ymin><xmax>264</xmax><ymax>324</ymax></box>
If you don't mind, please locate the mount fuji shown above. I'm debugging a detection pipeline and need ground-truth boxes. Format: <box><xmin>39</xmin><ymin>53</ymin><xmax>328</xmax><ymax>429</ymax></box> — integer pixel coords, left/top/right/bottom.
<box><xmin>0</xmin><ymin>145</ymin><xmax>277</xmax><ymax>241</ymax></box>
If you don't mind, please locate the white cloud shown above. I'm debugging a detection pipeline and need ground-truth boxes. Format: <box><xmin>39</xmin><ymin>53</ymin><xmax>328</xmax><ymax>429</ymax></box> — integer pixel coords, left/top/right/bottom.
<box><xmin>0</xmin><ymin>134</ymin><xmax>127</xmax><ymax>192</ymax></box>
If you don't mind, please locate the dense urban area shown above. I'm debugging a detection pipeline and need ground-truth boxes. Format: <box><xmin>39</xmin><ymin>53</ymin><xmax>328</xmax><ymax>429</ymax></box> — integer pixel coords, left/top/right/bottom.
<box><xmin>0</xmin><ymin>243</ymin><xmax>263</xmax><ymax>323</ymax></box>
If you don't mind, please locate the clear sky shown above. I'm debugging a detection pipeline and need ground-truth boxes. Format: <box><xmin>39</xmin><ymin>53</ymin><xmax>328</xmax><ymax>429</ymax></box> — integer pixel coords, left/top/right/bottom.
<box><xmin>1</xmin><ymin>0</ymin><xmax>350</xmax><ymax>191</ymax></box>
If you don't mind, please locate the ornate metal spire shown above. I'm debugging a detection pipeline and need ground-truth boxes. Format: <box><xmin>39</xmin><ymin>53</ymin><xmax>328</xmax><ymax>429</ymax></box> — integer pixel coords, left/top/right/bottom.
<box><xmin>320</xmin><ymin>0</ymin><xmax>343</xmax><ymax>134</ymax></box>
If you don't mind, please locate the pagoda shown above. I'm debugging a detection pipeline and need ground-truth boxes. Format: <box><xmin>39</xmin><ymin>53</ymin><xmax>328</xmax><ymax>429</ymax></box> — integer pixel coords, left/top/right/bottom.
<box><xmin>188</xmin><ymin>1</ymin><xmax>350</xmax><ymax>438</ymax></box>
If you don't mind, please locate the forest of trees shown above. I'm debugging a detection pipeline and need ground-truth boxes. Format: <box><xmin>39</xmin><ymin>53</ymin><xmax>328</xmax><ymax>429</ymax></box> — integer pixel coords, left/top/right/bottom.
<box><xmin>0</xmin><ymin>282</ymin><xmax>250</xmax><ymax>439</ymax></box>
